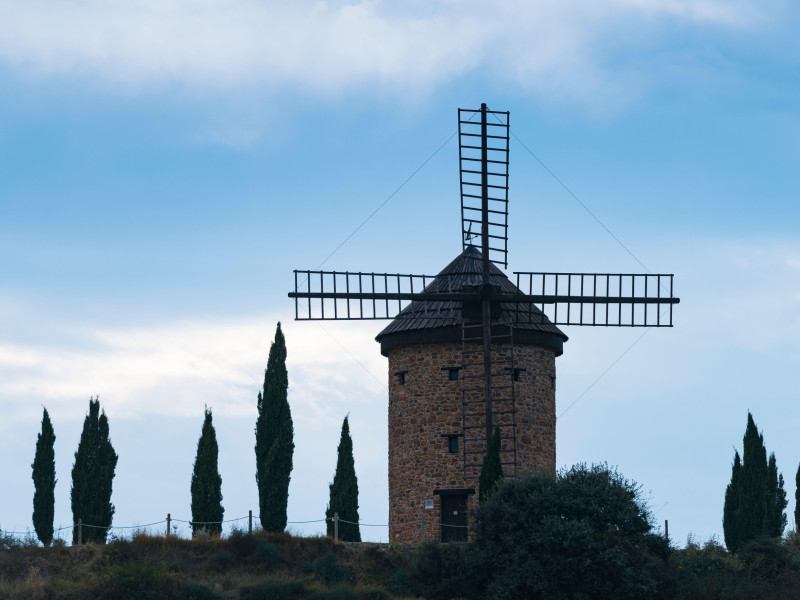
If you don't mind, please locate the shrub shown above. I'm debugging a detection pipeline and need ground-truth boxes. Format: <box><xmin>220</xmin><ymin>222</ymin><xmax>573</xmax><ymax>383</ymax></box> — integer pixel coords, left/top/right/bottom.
<box><xmin>470</xmin><ymin>464</ymin><xmax>671</xmax><ymax>600</ymax></box>
<box><xmin>411</xmin><ymin>542</ymin><xmax>472</xmax><ymax>600</ymax></box>
<box><xmin>309</xmin><ymin>587</ymin><xmax>361</xmax><ymax>600</ymax></box>
<box><xmin>240</xmin><ymin>580</ymin><xmax>308</xmax><ymax>600</ymax></box>
<box><xmin>106</xmin><ymin>538</ymin><xmax>138</xmax><ymax>564</ymax></box>
<box><xmin>210</xmin><ymin>549</ymin><xmax>236</xmax><ymax>571</ymax></box>
<box><xmin>99</xmin><ymin>560</ymin><xmax>173</xmax><ymax>599</ymax></box>
<box><xmin>387</xmin><ymin>570</ymin><xmax>412</xmax><ymax>597</ymax></box>
<box><xmin>181</xmin><ymin>582</ymin><xmax>223</xmax><ymax>600</ymax></box>
<box><xmin>228</xmin><ymin>528</ymin><xmax>258</xmax><ymax>557</ymax></box>
<box><xmin>256</xmin><ymin>539</ymin><xmax>282</xmax><ymax>566</ymax></box>
<box><xmin>358</xmin><ymin>587</ymin><xmax>390</xmax><ymax>600</ymax></box>
<box><xmin>313</xmin><ymin>553</ymin><xmax>353</xmax><ymax>586</ymax></box>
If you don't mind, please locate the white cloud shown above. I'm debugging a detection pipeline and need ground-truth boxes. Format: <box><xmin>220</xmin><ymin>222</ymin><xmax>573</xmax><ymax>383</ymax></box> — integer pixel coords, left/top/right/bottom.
<box><xmin>0</xmin><ymin>0</ymin><xmax>763</xmax><ymax>99</ymax></box>
<box><xmin>0</xmin><ymin>316</ymin><xmax>387</xmax><ymax>423</ymax></box>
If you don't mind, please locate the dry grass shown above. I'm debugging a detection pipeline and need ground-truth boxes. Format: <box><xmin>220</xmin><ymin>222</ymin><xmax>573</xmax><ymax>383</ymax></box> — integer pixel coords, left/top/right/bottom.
<box><xmin>0</xmin><ymin>530</ymin><xmax>418</xmax><ymax>600</ymax></box>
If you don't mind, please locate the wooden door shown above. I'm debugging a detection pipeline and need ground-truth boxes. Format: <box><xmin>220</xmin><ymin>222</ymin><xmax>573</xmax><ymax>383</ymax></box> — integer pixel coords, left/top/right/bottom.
<box><xmin>440</xmin><ymin>494</ymin><xmax>468</xmax><ymax>542</ymax></box>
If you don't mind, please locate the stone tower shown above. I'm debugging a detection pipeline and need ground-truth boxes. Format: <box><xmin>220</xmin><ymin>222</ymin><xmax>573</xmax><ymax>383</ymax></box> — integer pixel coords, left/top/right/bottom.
<box><xmin>375</xmin><ymin>246</ymin><xmax>567</xmax><ymax>543</ymax></box>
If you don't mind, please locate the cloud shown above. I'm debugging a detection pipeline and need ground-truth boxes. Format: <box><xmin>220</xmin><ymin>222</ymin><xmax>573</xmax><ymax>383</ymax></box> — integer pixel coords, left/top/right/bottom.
<box><xmin>0</xmin><ymin>0</ymin><xmax>764</xmax><ymax>99</ymax></box>
<box><xmin>0</xmin><ymin>315</ymin><xmax>387</xmax><ymax>424</ymax></box>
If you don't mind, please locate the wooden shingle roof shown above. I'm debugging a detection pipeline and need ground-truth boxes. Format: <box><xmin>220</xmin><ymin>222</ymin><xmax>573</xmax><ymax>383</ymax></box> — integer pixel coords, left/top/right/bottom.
<box><xmin>375</xmin><ymin>246</ymin><xmax>567</xmax><ymax>356</ymax></box>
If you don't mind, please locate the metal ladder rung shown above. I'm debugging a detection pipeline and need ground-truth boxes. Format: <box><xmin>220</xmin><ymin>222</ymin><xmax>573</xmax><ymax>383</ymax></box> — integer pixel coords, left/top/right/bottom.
<box><xmin>464</xmin><ymin>410</ymin><xmax>516</xmax><ymax>418</ymax></box>
<box><xmin>462</xmin><ymin>397</ymin><xmax>514</xmax><ymax>404</ymax></box>
<box><xmin>463</xmin><ymin>422</ymin><xmax>516</xmax><ymax>430</ymax></box>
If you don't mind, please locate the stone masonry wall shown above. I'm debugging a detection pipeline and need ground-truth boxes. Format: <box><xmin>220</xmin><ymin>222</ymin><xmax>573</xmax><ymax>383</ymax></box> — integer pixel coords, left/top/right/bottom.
<box><xmin>387</xmin><ymin>341</ymin><xmax>556</xmax><ymax>543</ymax></box>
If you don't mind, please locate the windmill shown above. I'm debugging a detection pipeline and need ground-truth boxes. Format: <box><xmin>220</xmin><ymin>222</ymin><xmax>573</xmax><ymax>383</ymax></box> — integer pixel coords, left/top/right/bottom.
<box><xmin>289</xmin><ymin>104</ymin><xmax>680</xmax><ymax>542</ymax></box>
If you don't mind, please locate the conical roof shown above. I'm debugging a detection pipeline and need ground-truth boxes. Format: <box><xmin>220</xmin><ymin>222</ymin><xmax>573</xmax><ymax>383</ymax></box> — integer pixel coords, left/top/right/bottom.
<box><xmin>375</xmin><ymin>246</ymin><xmax>568</xmax><ymax>356</ymax></box>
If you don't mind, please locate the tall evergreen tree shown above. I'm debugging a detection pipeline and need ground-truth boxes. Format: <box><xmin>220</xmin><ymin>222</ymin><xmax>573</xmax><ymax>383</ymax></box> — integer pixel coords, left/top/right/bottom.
<box><xmin>478</xmin><ymin>426</ymin><xmax>504</xmax><ymax>504</ymax></box>
<box><xmin>326</xmin><ymin>416</ymin><xmax>361</xmax><ymax>542</ymax></box>
<box><xmin>739</xmin><ymin>412</ymin><xmax>768</xmax><ymax>543</ymax></box>
<box><xmin>723</xmin><ymin>451</ymin><xmax>743</xmax><ymax>551</ymax></box>
<box><xmin>763</xmin><ymin>452</ymin><xmax>788</xmax><ymax>538</ymax></box>
<box><xmin>723</xmin><ymin>412</ymin><xmax>787</xmax><ymax>551</ymax></box>
<box><xmin>31</xmin><ymin>407</ymin><xmax>56</xmax><ymax>546</ymax></box>
<box><xmin>71</xmin><ymin>397</ymin><xmax>117</xmax><ymax>544</ymax></box>
<box><xmin>191</xmin><ymin>408</ymin><xmax>224</xmax><ymax>536</ymax></box>
<box><xmin>255</xmin><ymin>323</ymin><xmax>294</xmax><ymax>532</ymax></box>
<box><xmin>796</xmin><ymin>463</ymin><xmax>800</xmax><ymax>532</ymax></box>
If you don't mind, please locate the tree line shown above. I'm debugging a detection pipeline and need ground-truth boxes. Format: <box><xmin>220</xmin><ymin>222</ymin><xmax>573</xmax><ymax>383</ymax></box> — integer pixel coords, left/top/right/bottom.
<box><xmin>29</xmin><ymin>322</ymin><xmax>363</xmax><ymax>545</ymax></box>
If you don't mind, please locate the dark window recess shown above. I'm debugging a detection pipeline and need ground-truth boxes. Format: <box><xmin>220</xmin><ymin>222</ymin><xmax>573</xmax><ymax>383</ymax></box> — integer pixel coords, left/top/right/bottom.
<box><xmin>442</xmin><ymin>433</ymin><xmax>461</xmax><ymax>454</ymax></box>
<box><xmin>449</xmin><ymin>436</ymin><xmax>459</xmax><ymax>453</ymax></box>
<box><xmin>395</xmin><ymin>370</ymin><xmax>408</xmax><ymax>385</ymax></box>
<box><xmin>442</xmin><ymin>367</ymin><xmax>461</xmax><ymax>381</ymax></box>
<box><xmin>505</xmin><ymin>367</ymin><xmax>527</xmax><ymax>382</ymax></box>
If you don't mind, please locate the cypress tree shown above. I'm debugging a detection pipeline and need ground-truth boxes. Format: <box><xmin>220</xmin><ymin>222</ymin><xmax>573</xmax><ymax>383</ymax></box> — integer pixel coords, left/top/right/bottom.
<box><xmin>723</xmin><ymin>450</ymin><xmax>742</xmax><ymax>551</ymax></box>
<box><xmin>255</xmin><ymin>323</ymin><xmax>294</xmax><ymax>532</ymax></box>
<box><xmin>326</xmin><ymin>416</ymin><xmax>361</xmax><ymax>542</ymax></box>
<box><xmin>795</xmin><ymin>463</ymin><xmax>800</xmax><ymax>532</ymax></box>
<box><xmin>71</xmin><ymin>397</ymin><xmax>117</xmax><ymax>544</ymax></box>
<box><xmin>763</xmin><ymin>452</ymin><xmax>787</xmax><ymax>538</ymax></box>
<box><xmin>478</xmin><ymin>426</ymin><xmax>504</xmax><ymax>504</ymax></box>
<box><xmin>191</xmin><ymin>408</ymin><xmax>224</xmax><ymax>537</ymax></box>
<box><xmin>739</xmin><ymin>412</ymin><xmax>768</xmax><ymax>543</ymax></box>
<box><xmin>723</xmin><ymin>412</ymin><xmax>787</xmax><ymax>551</ymax></box>
<box><xmin>31</xmin><ymin>407</ymin><xmax>56</xmax><ymax>546</ymax></box>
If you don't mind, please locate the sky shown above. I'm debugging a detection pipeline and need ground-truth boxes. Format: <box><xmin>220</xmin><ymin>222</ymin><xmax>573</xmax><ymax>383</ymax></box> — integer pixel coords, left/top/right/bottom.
<box><xmin>1</xmin><ymin>0</ymin><xmax>800</xmax><ymax>545</ymax></box>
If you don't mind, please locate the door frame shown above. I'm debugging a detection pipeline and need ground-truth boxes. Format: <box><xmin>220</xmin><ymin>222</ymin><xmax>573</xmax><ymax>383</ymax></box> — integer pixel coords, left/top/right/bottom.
<box><xmin>434</xmin><ymin>488</ymin><xmax>475</xmax><ymax>542</ymax></box>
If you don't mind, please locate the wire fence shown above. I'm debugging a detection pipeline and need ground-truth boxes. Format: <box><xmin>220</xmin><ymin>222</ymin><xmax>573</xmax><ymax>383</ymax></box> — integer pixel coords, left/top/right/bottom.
<box><xmin>0</xmin><ymin>511</ymin><xmax>468</xmax><ymax>547</ymax></box>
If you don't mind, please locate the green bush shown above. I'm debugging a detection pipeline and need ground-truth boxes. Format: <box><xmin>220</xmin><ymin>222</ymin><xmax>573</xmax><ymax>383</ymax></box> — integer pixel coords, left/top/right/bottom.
<box><xmin>411</xmin><ymin>541</ymin><xmax>473</xmax><ymax>600</ymax></box>
<box><xmin>386</xmin><ymin>570</ymin><xmax>412</xmax><ymax>597</ymax></box>
<box><xmin>105</xmin><ymin>538</ymin><xmax>138</xmax><ymax>564</ymax></box>
<box><xmin>358</xmin><ymin>587</ymin><xmax>390</xmax><ymax>600</ymax></box>
<box><xmin>210</xmin><ymin>549</ymin><xmax>236</xmax><ymax>571</ymax></box>
<box><xmin>310</xmin><ymin>586</ymin><xmax>361</xmax><ymax>600</ymax></box>
<box><xmin>228</xmin><ymin>528</ymin><xmax>258</xmax><ymax>557</ymax></box>
<box><xmin>470</xmin><ymin>464</ymin><xmax>671</xmax><ymax>600</ymax></box>
<box><xmin>99</xmin><ymin>560</ymin><xmax>174</xmax><ymax>599</ymax></box>
<box><xmin>313</xmin><ymin>553</ymin><xmax>354</xmax><ymax>586</ymax></box>
<box><xmin>240</xmin><ymin>580</ymin><xmax>308</xmax><ymax>600</ymax></box>
<box><xmin>181</xmin><ymin>582</ymin><xmax>223</xmax><ymax>600</ymax></box>
<box><xmin>255</xmin><ymin>539</ymin><xmax>282</xmax><ymax>566</ymax></box>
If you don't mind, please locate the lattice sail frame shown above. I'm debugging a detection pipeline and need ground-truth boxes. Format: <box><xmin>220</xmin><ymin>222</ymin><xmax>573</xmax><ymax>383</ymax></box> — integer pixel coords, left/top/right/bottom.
<box><xmin>290</xmin><ymin>269</ymin><xmax>678</xmax><ymax>326</ymax></box>
<box><xmin>459</xmin><ymin>107</ymin><xmax>509</xmax><ymax>268</ymax></box>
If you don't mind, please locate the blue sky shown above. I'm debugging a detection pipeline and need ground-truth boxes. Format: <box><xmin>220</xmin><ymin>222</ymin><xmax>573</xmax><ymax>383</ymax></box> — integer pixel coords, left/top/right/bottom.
<box><xmin>1</xmin><ymin>0</ymin><xmax>800</xmax><ymax>544</ymax></box>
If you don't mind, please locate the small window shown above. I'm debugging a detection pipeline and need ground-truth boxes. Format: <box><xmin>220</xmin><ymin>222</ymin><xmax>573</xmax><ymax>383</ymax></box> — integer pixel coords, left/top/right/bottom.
<box><xmin>395</xmin><ymin>370</ymin><xmax>408</xmax><ymax>385</ymax></box>
<box><xmin>442</xmin><ymin>367</ymin><xmax>460</xmax><ymax>381</ymax></box>
<box><xmin>448</xmin><ymin>436</ymin><xmax>459</xmax><ymax>453</ymax></box>
<box><xmin>506</xmin><ymin>367</ymin><xmax>526</xmax><ymax>382</ymax></box>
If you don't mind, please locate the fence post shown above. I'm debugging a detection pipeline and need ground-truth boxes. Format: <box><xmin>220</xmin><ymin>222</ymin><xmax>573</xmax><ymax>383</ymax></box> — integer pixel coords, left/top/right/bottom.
<box><xmin>421</xmin><ymin>513</ymin><xmax>425</xmax><ymax>542</ymax></box>
<box><xmin>166</xmin><ymin>513</ymin><xmax>171</xmax><ymax>537</ymax></box>
<box><xmin>78</xmin><ymin>519</ymin><xmax>82</xmax><ymax>546</ymax></box>
<box><xmin>665</xmin><ymin>519</ymin><xmax>669</xmax><ymax>543</ymax></box>
<box><xmin>249</xmin><ymin>510</ymin><xmax>253</xmax><ymax>535</ymax></box>
<box><xmin>334</xmin><ymin>512</ymin><xmax>339</xmax><ymax>541</ymax></box>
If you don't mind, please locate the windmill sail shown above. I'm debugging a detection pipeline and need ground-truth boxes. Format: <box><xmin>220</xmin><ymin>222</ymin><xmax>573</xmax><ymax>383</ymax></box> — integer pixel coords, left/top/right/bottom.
<box><xmin>459</xmin><ymin>106</ymin><xmax>510</xmax><ymax>268</ymax></box>
<box><xmin>289</xmin><ymin>266</ymin><xmax>678</xmax><ymax>326</ymax></box>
